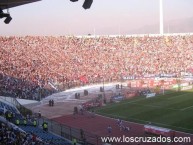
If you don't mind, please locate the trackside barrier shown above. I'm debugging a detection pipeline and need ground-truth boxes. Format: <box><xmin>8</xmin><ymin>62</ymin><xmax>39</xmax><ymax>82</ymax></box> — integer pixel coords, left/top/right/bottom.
<box><xmin>38</xmin><ymin>116</ymin><xmax>105</xmax><ymax>145</ymax></box>
<box><xmin>146</xmin><ymin>93</ymin><xmax>156</xmax><ymax>98</ymax></box>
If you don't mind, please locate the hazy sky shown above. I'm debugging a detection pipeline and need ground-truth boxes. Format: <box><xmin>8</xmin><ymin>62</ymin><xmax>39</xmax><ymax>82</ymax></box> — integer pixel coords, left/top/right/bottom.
<box><xmin>0</xmin><ymin>0</ymin><xmax>193</xmax><ymax>36</ymax></box>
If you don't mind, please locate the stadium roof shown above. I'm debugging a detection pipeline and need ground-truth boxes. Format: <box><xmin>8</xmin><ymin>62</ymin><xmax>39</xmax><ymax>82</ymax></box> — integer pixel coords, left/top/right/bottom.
<box><xmin>0</xmin><ymin>0</ymin><xmax>41</xmax><ymax>10</ymax></box>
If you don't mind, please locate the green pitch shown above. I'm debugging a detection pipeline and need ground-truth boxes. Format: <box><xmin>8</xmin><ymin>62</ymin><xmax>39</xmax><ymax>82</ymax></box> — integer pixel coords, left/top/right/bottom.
<box><xmin>96</xmin><ymin>89</ymin><xmax>193</xmax><ymax>133</ymax></box>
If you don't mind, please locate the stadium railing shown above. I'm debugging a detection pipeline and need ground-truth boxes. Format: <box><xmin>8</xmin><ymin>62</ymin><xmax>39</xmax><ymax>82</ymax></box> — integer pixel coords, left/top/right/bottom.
<box><xmin>39</xmin><ymin>116</ymin><xmax>103</xmax><ymax>145</ymax></box>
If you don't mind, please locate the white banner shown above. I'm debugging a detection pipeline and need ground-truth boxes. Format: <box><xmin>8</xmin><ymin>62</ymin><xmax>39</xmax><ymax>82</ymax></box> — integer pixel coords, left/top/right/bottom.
<box><xmin>146</xmin><ymin>93</ymin><xmax>156</xmax><ymax>98</ymax></box>
<box><xmin>181</xmin><ymin>85</ymin><xmax>192</xmax><ymax>91</ymax></box>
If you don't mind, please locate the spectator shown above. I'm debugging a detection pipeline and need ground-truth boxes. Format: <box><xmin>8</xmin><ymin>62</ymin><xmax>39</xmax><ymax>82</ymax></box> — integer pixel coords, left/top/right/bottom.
<box><xmin>51</xmin><ymin>100</ymin><xmax>54</xmax><ymax>106</ymax></box>
<box><xmin>38</xmin><ymin>110</ymin><xmax>41</xmax><ymax>118</ymax></box>
<box><xmin>72</xmin><ymin>138</ymin><xmax>77</xmax><ymax>145</ymax></box>
<box><xmin>107</xmin><ymin>125</ymin><xmax>112</xmax><ymax>134</ymax></box>
<box><xmin>80</xmin><ymin>129</ymin><xmax>85</xmax><ymax>140</ymax></box>
<box><xmin>91</xmin><ymin>109</ymin><xmax>95</xmax><ymax>118</ymax></box>
<box><xmin>15</xmin><ymin>119</ymin><xmax>20</xmax><ymax>126</ymax></box>
<box><xmin>33</xmin><ymin>119</ymin><xmax>37</xmax><ymax>127</ymax></box>
<box><xmin>42</xmin><ymin>122</ymin><xmax>48</xmax><ymax>132</ymax></box>
<box><xmin>0</xmin><ymin>121</ymin><xmax>44</xmax><ymax>145</ymax></box>
<box><xmin>23</xmin><ymin>118</ymin><xmax>27</xmax><ymax>126</ymax></box>
<box><xmin>0</xmin><ymin>35</ymin><xmax>193</xmax><ymax>101</ymax></box>
<box><xmin>49</xmin><ymin>100</ymin><xmax>51</xmax><ymax>106</ymax></box>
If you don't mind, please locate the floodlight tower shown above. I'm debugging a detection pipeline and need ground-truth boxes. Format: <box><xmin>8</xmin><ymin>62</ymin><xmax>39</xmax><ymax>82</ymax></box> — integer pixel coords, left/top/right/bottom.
<box><xmin>160</xmin><ymin>0</ymin><xmax>164</xmax><ymax>34</ymax></box>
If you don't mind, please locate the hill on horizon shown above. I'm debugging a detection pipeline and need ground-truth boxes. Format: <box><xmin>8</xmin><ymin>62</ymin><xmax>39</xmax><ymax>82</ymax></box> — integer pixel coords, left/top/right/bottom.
<box><xmin>127</xmin><ymin>17</ymin><xmax>193</xmax><ymax>34</ymax></box>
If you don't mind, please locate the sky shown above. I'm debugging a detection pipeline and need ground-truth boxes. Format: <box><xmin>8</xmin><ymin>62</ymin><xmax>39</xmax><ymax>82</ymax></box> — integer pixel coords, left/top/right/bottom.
<box><xmin>0</xmin><ymin>0</ymin><xmax>193</xmax><ymax>36</ymax></box>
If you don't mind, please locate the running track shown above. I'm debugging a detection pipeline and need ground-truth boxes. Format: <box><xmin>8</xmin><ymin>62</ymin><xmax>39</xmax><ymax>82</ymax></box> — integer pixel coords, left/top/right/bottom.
<box><xmin>52</xmin><ymin>113</ymin><xmax>193</xmax><ymax>145</ymax></box>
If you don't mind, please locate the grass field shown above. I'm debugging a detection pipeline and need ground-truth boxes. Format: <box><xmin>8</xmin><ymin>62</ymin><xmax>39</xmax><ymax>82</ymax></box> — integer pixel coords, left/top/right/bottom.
<box><xmin>96</xmin><ymin>89</ymin><xmax>193</xmax><ymax>134</ymax></box>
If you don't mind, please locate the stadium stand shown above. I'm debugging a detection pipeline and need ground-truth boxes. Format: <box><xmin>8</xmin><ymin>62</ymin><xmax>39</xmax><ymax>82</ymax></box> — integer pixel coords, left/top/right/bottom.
<box><xmin>0</xmin><ymin>34</ymin><xmax>193</xmax><ymax>101</ymax></box>
<box><xmin>19</xmin><ymin>125</ymin><xmax>71</xmax><ymax>145</ymax></box>
<box><xmin>0</xmin><ymin>100</ymin><xmax>72</xmax><ymax>145</ymax></box>
<box><xmin>0</xmin><ymin>34</ymin><xmax>193</xmax><ymax>145</ymax></box>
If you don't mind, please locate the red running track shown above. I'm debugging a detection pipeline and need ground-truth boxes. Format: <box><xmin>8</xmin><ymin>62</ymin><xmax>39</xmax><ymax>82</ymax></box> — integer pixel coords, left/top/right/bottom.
<box><xmin>52</xmin><ymin>113</ymin><xmax>193</xmax><ymax>145</ymax></box>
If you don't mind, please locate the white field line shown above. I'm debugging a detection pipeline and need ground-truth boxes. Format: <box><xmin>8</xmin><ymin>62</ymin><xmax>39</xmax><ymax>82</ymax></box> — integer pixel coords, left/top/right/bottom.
<box><xmin>96</xmin><ymin>113</ymin><xmax>193</xmax><ymax>134</ymax></box>
<box><xmin>102</xmin><ymin>97</ymin><xmax>181</xmax><ymax>111</ymax></box>
<box><xmin>102</xmin><ymin>97</ymin><xmax>147</xmax><ymax>109</ymax></box>
<box><xmin>167</xmin><ymin>92</ymin><xmax>191</xmax><ymax>100</ymax></box>
<box><xmin>103</xmin><ymin>91</ymin><xmax>185</xmax><ymax>110</ymax></box>
<box><xmin>181</xmin><ymin>105</ymin><xmax>193</xmax><ymax>111</ymax></box>
<box><xmin>128</xmin><ymin>102</ymin><xmax>180</xmax><ymax>111</ymax></box>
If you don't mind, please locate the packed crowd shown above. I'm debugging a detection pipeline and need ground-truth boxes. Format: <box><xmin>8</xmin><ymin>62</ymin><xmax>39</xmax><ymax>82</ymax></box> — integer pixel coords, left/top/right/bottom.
<box><xmin>0</xmin><ymin>35</ymin><xmax>193</xmax><ymax>99</ymax></box>
<box><xmin>0</xmin><ymin>120</ymin><xmax>44</xmax><ymax>145</ymax></box>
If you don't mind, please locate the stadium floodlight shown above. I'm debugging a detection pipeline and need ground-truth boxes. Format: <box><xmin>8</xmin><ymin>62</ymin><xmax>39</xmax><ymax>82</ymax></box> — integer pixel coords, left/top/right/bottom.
<box><xmin>0</xmin><ymin>8</ymin><xmax>12</xmax><ymax>24</ymax></box>
<box><xmin>0</xmin><ymin>8</ymin><xmax>6</xmax><ymax>18</ymax></box>
<box><xmin>70</xmin><ymin>0</ymin><xmax>78</xmax><ymax>2</ymax></box>
<box><xmin>4</xmin><ymin>14</ymin><xmax>12</xmax><ymax>24</ymax></box>
<box><xmin>0</xmin><ymin>13</ymin><xmax>9</xmax><ymax>18</ymax></box>
<box><xmin>82</xmin><ymin>0</ymin><xmax>93</xmax><ymax>9</ymax></box>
